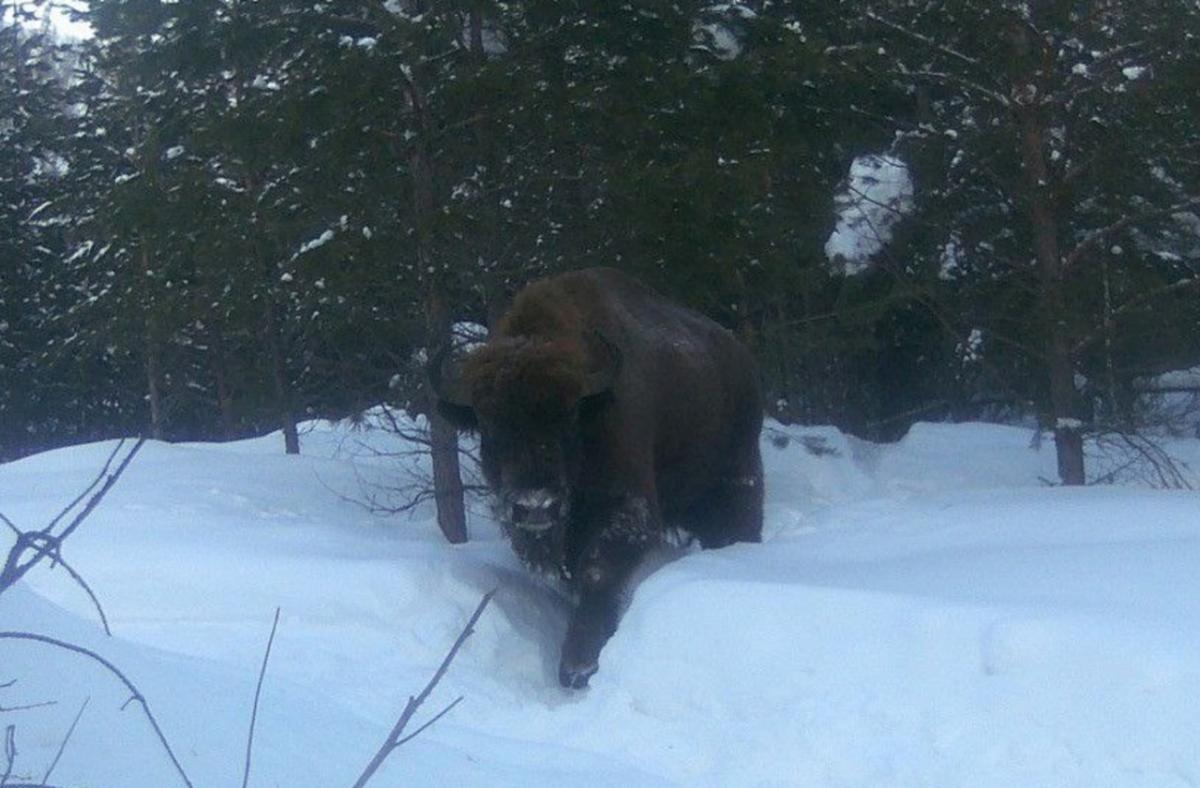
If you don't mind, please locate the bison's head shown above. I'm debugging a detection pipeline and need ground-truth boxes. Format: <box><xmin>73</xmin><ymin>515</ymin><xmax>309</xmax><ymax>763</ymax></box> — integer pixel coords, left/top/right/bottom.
<box><xmin>430</xmin><ymin>332</ymin><xmax>620</xmax><ymax>534</ymax></box>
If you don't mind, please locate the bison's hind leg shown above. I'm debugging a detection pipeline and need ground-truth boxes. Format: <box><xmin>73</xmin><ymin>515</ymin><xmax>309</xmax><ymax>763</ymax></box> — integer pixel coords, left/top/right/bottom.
<box><xmin>687</xmin><ymin>444</ymin><xmax>764</xmax><ymax>549</ymax></box>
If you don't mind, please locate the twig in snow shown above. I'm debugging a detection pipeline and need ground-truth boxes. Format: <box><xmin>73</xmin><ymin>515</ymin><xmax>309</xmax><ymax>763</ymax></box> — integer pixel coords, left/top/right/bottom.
<box><xmin>2</xmin><ymin>724</ymin><xmax>15</xmax><ymax>786</ymax></box>
<box><xmin>42</xmin><ymin>438</ymin><xmax>146</xmax><ymax>550</ymax></box>
<box><xmin>44</xmin><ymin>440</ymin><xmax>127</xmax><ymax>533</ymax></box>
<box><xmin>351</xmin><ymin>589</ymin><xmax>496</xmax><ymax>788</ymax></box>
<box><xmin>241</xmin><ymin>608</ymin><xmax>281</xmax><ymax>788</ymax></box>
<box><xmin>0</xmin><ymin>700</ymin><xmax>56</xmax><ymax>713</ymax></box>
<box><xmin>0</xmin><ymin>438</ymin><xmax>144</xmax><ymax>637</ymax></box>
<box><xmin>0</xmin><ymin>632</ymin><xmax>193</xmax><ymax>788</ymax></box>
<box><xmin>42</xmin><ymin>696</ymin><xmax>89</xmax><ymax>785</ymax></box>
<box><xmin>0</xmin><ymin>529</ymin><xmax>111</xmax><ymax>636</ymax></box>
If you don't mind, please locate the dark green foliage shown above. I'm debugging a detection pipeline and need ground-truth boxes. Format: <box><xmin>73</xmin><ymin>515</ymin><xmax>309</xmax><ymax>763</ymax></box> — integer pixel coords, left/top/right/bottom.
<box><xmin>3</xmin><ymin>0</ymin><xmax>1197</xmax><ymax>463</ymax></box>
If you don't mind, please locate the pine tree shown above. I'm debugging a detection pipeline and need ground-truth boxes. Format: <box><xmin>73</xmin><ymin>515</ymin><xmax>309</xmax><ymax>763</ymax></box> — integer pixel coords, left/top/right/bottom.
<box><xmin>824</xmin><ymin>0</ymin><xmax>1200</xmax><ymax>482</ymax></box>
<box><xmin>1</xmin><ymin>10</ymin><xmax>93</xmax><ymax>457</ymax></box>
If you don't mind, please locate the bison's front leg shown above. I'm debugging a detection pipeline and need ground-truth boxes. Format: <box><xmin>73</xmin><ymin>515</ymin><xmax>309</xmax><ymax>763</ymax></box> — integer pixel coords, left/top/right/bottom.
<box><xmin>559</xmin><ymin>497</ymin><xmax>658</xmax><ymax>689</ymax></box>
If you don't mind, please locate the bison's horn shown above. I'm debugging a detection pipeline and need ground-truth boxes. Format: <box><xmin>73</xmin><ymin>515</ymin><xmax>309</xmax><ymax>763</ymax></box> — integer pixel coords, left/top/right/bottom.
<box><xmin>427</xmin><ymin>343</ymin><xmax>472</xmax><ymax>407</ymax></box>
<box><xmin>583</xmin><ymin>329</ymin><xmax>622</xmax><ymax>397</ymax></box>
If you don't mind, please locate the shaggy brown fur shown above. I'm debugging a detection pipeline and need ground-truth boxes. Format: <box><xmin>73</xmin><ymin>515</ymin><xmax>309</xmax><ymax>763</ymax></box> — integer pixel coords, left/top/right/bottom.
<box><xmin>498</xmin><ymin>278</ymin><xmax>588</xmax><ymax>338</ymax></box>
<box><xmin>432</xmin><ymin>267</ymin><xmax>763</xmax><ymax>689</ymax></box>
<box><xmin>463</xmin><ymin>338</ymin><xmax>587</xmax><ymax>428</ymax></box>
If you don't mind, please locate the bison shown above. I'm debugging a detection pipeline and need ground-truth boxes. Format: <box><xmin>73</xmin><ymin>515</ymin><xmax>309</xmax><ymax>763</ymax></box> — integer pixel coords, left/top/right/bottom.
<box><xmin>431</xmin><ymin>267</ymin><xmax>763</xmax><ymax>688</ymax></box>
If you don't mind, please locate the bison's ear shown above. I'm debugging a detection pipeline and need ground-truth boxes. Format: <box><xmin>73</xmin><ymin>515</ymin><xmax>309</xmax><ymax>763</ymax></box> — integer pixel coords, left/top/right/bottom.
<box><xmin>427</xmin><ymin>344</ymin><xmax>476</xmax><ymax>429</ymax></box>
<box><xmin>582</xmin><ymin>329</ymin><xmax>622</xmax><ymax>398</ymax></box>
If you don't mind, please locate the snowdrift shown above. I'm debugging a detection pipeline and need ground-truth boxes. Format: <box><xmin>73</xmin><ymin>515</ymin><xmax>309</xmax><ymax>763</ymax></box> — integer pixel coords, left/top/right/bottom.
<box><xmin>2</xmin><ymin>414</ymin><xmax>1199</xmax><ymax>787</ymax></box>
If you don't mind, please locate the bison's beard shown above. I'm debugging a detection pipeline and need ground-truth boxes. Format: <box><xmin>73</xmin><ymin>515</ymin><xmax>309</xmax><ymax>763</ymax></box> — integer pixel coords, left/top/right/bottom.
<box><xmin>494</xmin><ymin>499</ymin><xmax>571</xmax><ymax>580</ymax></box>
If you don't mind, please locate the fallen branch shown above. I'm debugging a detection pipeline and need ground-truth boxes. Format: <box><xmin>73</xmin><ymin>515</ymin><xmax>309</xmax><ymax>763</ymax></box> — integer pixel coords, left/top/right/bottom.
<box><xmin>42</xmin><ymin>696</ymin><xmax>89</xmax><ymax>785</ymax></box>
<box><xmin>0</xmin><ymin>632</ymin><xmax>192</xmax><ymax>788</ymax></box>
<box><xmin>351</xmin><ymin>589</ymin><xmax>495</xmax><ymax>788</ymax></box>
<box><xmin>0</xmin><ymin>524</ymin><xmax>111</xmax><ymax>636</ymax></box>
<box><xmin>241</xmin><ymin>608</ymin><xmax>281</xmax><ymax>788</ymax></box>
<box><xmin>0</xmin><ymin>699</ymin><xmax>56</xmax><ymax>713</ymax></box>
<box><xmin>3</xmin><ymin>724</ymin><xmax>14</xmax><ymax>785</ymax></box>
<box><xmin>0</xmin><ymin>438</ymin><xmax>145</xmax><ymax>636</ymax></box>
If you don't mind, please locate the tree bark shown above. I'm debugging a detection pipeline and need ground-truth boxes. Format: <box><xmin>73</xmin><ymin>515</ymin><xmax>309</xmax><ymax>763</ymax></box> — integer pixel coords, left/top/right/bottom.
<box><xmin>211</xmin><ymin>323</ymin><xmax>236</xmax><ymax>440</ymax></box>
<box><xmin>140</xmin><ymin>248</ymin><xmax>165</xmax><ymax>440</ymax></box>
<box><xmin>424</xmin><ymin>285</ymin><xmax>468</xmax><ymax>544</ymax></box>
<box><xmin>407</xmin><ymin>71</ymin><xmax>468</xmax><ymax>543</ymax></box>
<box><xmin>263</xmin><ymin>290</ymin><xmax>299</xmax><ymax>454</ymax></box>
<box><xmin>145</xmin><ymin>337</ymin><xmax>164</xmax><ymax>441</ymax></box>
<box><xmin>1016</xmin><ymin>94</ymin><xmax>1085</xmax><ymax>485</ymax></box>
<box><xmin>469</xmin><ymin>9</ymin><xmax>509</xmax><ymax>333</ymax></box>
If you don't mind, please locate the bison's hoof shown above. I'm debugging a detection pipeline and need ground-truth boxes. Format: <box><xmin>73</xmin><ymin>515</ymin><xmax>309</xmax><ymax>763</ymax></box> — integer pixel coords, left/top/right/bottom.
<box><xmin>558</xmin><ymin>658</ymin><xmax>598</xmax><ymax>689</ymax></box>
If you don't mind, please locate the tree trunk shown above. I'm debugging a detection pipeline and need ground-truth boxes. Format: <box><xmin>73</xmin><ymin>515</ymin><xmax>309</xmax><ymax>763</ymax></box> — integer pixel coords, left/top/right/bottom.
<box><xmin>408</xmin><ymin>71</ymin><xmax>468</xmax><ymax>543</ymax></box>
<box><xmin>1016</xmin><ymin>94</ymin><xmax>1085</xmax><ymax>485</ymax></box>
<box><xmin>140</xmin><ymin>248</ymin><xmax>165</xmax><ymax>440</ymax></box>
<box><xmin>263</xmin><ymin>292</ymin><xmax>299</xmax><ymax>454</ymax></box>
<box><xmin>469</xmin><ymin>9</ymin><xmax>509</xmax><ymax>334</ymax></box>
<box><xmin>211</xmin><ymin>324</ymin><xmax>236</xmax><ymax>440</ymax></box>
<box><xmin>145</xmin><ymin>337</ymin><xmax>164</xmax><ymax>441</ymax></box>
<box><xmin>425</xmin><ymin>285</ymin><xmax>469</xmax><ymax>544</ymax></box>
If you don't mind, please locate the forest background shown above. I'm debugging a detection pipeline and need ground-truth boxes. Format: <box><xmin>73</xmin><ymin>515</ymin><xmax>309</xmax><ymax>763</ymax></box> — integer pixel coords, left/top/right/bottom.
<box><xmin>4</xmin><ymin>0</ymin><xmax>1199</xmax><ymax>498</ymax></box>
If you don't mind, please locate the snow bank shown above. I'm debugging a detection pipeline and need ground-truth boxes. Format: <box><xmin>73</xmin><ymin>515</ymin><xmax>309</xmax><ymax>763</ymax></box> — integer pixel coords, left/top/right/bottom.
<box><xmin>3</xmin><ymin>414</ymin><xmax>1199</xmax><ymax>786</ymax></box>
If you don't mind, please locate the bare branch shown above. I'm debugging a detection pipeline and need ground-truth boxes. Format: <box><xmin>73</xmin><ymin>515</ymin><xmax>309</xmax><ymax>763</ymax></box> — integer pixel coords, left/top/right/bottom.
<box><xmin>864</xmin><ymin>11</ymin><xmax>982</xmax><ymax>69</ymax></box>
<box><xmin>0</xmin><ymin>515</ymin><xmax>20</xmax><ymax>539</ymax></box>
<box><xmin>4</xmin><ymin>533</ymin><xmax>112</xmax><ymax>637</ymax></box>
<box><xmin>241</xmin><ymin>608</ymin><xmax>281</xmax><ymax>788</ymax></box>
<box><xmin>45</xmin><ymin>439</ymin><xmax>126</xmax><ymax>533</ymax></box>
<box><xmin>0</xmin><ymin>700</ymin><xmax>56</xmax><ymax>713</ymax></box>
<box><xmin>1091</xmin><ymin>430</ymin><xmax>1195</xmax><ymax>490</ymax></box>
<box><xmin>2</xmin><ymin>724</ymin><xmax>14</xmax><ymax>786</ymax></box>
<box><xmin>901</xmin><ymin>69</ymin><xmax>1011</xmax><ymax>108</ymax></box>
<box><xmin>1</xmin><ymin>438</ymin><xmax>145</xmax><ymax>600</ymax></box>
<box><xmin>1073</xmin><ymin>276</ymin><xmax>1200</xmax><ymax>354</ymax></box>
<box><xmin>394</xmin><ymin>695</ymin><xmax>463</xmax><ymax>747</ymax></box>
<box><xmin>47</xmin><ymin>438</ymin><xmax>146</xmax><ymax>548</ymax></box>
<box><xmin>1064</xmin><ymin>198</ymin><xmax>1200</xmax><ymax>270</ymax></box>
<box><xmin>351</xmin><ymin>589</ymin><xmax>495</xmax><ymax>788</ymax></box>
<box><xmin>0</xmin><ymin>632</ymin><xmax>193</xmax><ymax>788</ymax></box>
<box><xmin>43</xmin><ymin>554</ymin><xmax>111</xmax><ymax>637</ymax></box>
<box><xmin>42</xmin><ymin>697</ymin><xmax>89</xmax><ymax>784</ymax></box>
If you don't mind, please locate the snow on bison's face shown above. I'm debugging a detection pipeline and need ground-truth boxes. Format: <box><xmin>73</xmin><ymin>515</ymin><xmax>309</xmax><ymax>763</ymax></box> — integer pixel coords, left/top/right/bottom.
<box><xmin>431</xmin><ymin>333</ymin><xmax>620</xmax><ymax>535</ymax></box>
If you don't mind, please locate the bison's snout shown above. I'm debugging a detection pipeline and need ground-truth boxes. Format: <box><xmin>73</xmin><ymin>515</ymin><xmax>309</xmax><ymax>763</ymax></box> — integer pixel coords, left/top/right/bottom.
<box><xmin>509</xmin><ymin>489</ymin><xmax>565</xmax><ymax>531</ymax></box>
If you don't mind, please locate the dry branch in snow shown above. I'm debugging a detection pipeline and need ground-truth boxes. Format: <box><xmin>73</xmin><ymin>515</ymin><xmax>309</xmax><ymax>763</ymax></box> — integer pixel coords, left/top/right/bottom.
<box><xmin>351</xmin><ymin>589</ymin><xmax>496</xmax><ymax>788</ymax></box>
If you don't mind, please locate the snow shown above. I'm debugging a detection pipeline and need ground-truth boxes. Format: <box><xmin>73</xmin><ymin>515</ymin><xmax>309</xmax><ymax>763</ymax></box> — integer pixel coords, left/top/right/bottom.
<box><xmin>296</xmin><ymin>229</ymin><xmax>334</xmax><ymax>256</ymax></box>
<box><xmin>692</xmin><ymin>4</ymin><xmax>756</xmax><ymax>61</ymax></box>
<box><xmin>3</xmin><ymin>414</ymin><xmax>1200</xmax><ymax>786</ymax></box>
<box><xmin>1137</xmin><ymin>366</ymin><xmax>1200</xmax><ymax>437</ymax></box>
<box><xmin>452</xmin><ymin>320</ymin><xmax>489</xmax><ymax>352</ymax></box>
<box><xmin>693</xmin><ymin>22</ymin><xmax>742</xmax><ymax>61</ymax></box>
<box><xmin>1146</xmin><ymin>366</ymin><xmax>1200</xmax><ymax>391</ymax></box>
<box><xmin>250</xmin><ymin>75</ymin><xmax>281</xmax><ymax>92</ymax></box>
<box><xmin>825</xmin><ymin>154</ymin><xmax>915</xmax><ymax>274</ymax></box>
<box><xmin>10</xmin><ymin>0</ymin><xmax>93</xmax><ymax>41</ymax></box>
